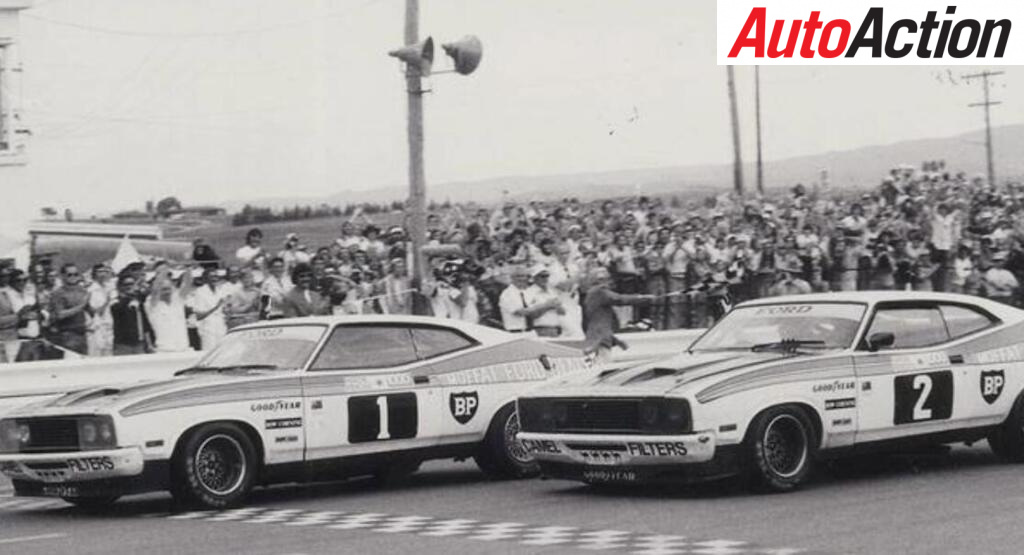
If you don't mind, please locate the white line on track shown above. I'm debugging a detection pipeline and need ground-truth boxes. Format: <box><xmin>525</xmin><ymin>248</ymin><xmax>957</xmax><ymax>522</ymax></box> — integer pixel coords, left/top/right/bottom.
<box><xmin>0</xmin><ymin>533</ymin><xmax>67</xmax><ymax>545</ymax></box>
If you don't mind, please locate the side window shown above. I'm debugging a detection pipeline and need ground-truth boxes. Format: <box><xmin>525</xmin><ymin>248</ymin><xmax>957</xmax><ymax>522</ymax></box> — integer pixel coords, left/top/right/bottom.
<box><xmin>311</xmin><ymin>326</ymin><xmax>418</xmax><ymax>370</ymax></box>
<box><xmin>940</xmin><ymin>305</ymin><xmax>997</xmax><ymax>340</ymax></box>
<box><xmin>865</xmin><ymin>307</ymin><xmax>949</xmax><ymax>350</ymax></box>
<box><xmin>411</xmin><ymin>327</ymin><xmax>476</xmax><ymax>360</ymax></box>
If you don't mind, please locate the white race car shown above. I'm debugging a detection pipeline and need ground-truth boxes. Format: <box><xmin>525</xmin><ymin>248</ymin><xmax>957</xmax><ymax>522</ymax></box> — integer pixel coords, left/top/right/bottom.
<box><xmin>0</xmin><ymin>316</ymin><xmax>587</xmax><ymax>508</ymax></box>
<box><xmin>517</xmin><ymin>292</ymin><xmax>1024</xmax><ymax>491</ymax></box>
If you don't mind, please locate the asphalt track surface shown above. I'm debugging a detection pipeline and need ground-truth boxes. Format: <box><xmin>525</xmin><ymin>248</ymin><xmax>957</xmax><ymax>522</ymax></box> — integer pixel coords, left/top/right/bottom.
<box><xmin>2</xmin><ymin>444</ymin><xmax>1024</xmax><ymax>554</ymax></box>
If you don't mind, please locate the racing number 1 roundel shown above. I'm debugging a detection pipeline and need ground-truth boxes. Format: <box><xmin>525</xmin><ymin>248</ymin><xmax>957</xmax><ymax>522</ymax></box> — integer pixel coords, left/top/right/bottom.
<box><xmin>894</xmin><ymin>371</ymin><xmax>953</xmax><ymax>425</ymax></box>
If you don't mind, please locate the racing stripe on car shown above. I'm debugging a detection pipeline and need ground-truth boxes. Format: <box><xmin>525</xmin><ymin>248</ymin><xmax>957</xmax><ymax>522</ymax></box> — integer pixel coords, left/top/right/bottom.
<box><xmin>120</xmin><ymin>377</ymin><xmax>303</xmax><ymax>417</ymax></box>
<box><xmin>695</xmin><ymin>355</ymin><xmax>855</xmax><ymax>403</ymax></box>
<box><xmin>301</xmin><ymin>340</ymin><xmax>586</xmax><ymax>396</ymax></box>
<box><xmin>618</xmin><ymin>355</ymin><xmax>744</xmax><ymax>385</ymax></box>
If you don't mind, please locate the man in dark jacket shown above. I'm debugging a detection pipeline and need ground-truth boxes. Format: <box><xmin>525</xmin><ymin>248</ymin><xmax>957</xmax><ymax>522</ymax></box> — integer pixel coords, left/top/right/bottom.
<box><xmin>582</xmin><ymin>268</ymin><xmax>659</xmax><ymax>363</ymax></box>
<box><xmin>49</xmin><ymin>263</ymin><xmax>90</xmax><ymax>355</ymax></box>
<box><xmin>279</xmin><ymin>264</ymin><xmax>329</xmax><ymax>318</ymax></box>
<box><xmin>111</xmin><ymin>274</ymin><xmax>154</xmax><ymax>355</ymax></box>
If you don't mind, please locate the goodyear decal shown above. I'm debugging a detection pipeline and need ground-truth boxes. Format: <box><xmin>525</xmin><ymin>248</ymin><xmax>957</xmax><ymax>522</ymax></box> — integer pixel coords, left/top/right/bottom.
<box><xmin>812</xmin><ymin>380</ymin><xmax>856</xmax><ymax>394</ymax></box>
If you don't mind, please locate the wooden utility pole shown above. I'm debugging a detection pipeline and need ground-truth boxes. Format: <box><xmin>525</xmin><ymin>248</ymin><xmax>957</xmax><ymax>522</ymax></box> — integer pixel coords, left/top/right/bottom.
<box><xmin>726</xmin><ymin>66</ymin><xmax>744</xmax><ymax>197</ymax></box>
<box><xmin>963</xmin><ymin>70</ymin><xmax>1003</xmax><ymax>188</ymax></box>
<box><xmin>754</xmin><ymin>66</ymin><xmax>764</xmax><ymax>196</ymax></box>
<box><xmin>403</xmin><ymin>0</ymin><xmax>428</xmax><ymax>299</ymax></box>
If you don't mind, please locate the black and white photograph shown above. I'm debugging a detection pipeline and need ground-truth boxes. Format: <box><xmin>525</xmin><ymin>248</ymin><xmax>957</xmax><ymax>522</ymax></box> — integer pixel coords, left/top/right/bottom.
<box><xmin>1</xmin><ymin>1</ymin><xmax>1023</xmax><ymax>553</ymax></box>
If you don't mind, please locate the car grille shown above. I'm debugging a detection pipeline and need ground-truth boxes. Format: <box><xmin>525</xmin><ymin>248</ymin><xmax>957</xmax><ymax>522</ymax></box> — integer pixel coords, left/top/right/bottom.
<box><xmin>518</xmin><ymin>397</ymin><xmax>690</xmax><ymax>435</ymax></box>
<box><xmin>16</xmin><ymin>418</ymin><xmax>80</xmax><ymax>453</ymax></box>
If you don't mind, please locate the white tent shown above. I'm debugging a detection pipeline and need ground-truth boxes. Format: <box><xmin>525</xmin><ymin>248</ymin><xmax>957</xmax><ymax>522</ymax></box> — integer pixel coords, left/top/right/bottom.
<box><xmin>0</xmin><ymin>222</ymin><xmax>30</xmax><ymax>270</ymax></box>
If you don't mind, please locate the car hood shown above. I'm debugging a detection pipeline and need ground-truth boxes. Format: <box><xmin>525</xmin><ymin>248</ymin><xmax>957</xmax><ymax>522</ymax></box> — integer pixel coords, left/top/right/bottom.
<box><xmin>5</xmin><ymin>371</ymin><xmax>299</xmax><ymax>417</ymax></box>
<box><xmin>543</xmin><ymin>350</ymin><xmax>814</xmax><ymax>395</ymax></box>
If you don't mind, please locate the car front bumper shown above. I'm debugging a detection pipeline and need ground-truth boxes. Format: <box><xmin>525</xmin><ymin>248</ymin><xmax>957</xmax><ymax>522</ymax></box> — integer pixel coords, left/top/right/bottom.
<box><xmin>517</xmin><ymin>431</ymin><xmax>743</xmax><ymax>484</ymax></box>
<box><xmin>0</xmin><ymin>447</ymin><xmax>145</xmax><ymax>489</ymax></box>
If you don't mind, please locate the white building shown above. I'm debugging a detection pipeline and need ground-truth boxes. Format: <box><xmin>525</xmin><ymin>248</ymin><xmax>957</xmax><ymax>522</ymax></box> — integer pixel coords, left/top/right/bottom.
<box><xmin>0</xmin><ymin>0</ymin><xmax>31</xmax><ymax>166</ymax></box>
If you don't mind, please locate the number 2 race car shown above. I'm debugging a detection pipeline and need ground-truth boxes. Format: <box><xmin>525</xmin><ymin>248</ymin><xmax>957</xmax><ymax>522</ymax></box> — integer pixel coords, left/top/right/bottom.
<box><xmin>518</xmin><ymin>292</ymin><xmax>1024</xmax><ymax>491</ymax></box>
<box><xmin>0</xmin><ymin>316</ymin><xmax>587</xmax><ymax>508</ymax></box>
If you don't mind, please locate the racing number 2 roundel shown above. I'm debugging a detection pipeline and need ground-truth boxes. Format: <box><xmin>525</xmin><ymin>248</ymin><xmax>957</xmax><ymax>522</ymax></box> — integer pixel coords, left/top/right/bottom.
<box><xmin>348</xmin><ymin>393</ymin><xmax>418</xmax><ymax>443</ymax></box>
<box><xmin>893</xmin><ymin>371</ymin><xmax>953</xmax><ymax>425</ymax></box>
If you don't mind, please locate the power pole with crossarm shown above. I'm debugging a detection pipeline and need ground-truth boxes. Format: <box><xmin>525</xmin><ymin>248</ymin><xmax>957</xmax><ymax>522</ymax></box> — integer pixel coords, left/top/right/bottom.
<box><xmin>963</xmin><ymin>70</ymin><xmax>1004</xmax><ymax>188</ymax></box>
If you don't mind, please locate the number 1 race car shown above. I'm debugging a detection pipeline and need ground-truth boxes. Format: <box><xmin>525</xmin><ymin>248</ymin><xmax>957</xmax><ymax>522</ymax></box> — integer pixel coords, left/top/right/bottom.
<box><xmin>0</xmin><ymin>316</ymin><xmax>587</xmax><ymax>508</ymax></box>
<box><xmin>517</xmin><ymin>292</ymin><xmax>1024</xmax><ymax>491</ymax></box>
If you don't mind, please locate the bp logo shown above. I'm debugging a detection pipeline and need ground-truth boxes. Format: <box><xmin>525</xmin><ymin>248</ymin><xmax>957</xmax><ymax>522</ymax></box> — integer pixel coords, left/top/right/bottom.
<box><xmin>981</xmin><ymin>370</ymin><xmax>1005</xmax><ymax>405</ymax></box>
<box><xmin>449</xmin><ymin>392</ymin><xmax>479</xmax><ymax>424</ymax></box>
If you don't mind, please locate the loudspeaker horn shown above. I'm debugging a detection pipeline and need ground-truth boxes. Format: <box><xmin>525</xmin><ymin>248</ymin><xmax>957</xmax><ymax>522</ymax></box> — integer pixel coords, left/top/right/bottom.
<box><xmin>388</xmin><ymin>36</ymin><xmax>434</xmax><ymax>77</ymax></box>
<box><xmin>442</xmin><ymin>35</ymin><xmax>483</xmax><ymax>75</ymax></box>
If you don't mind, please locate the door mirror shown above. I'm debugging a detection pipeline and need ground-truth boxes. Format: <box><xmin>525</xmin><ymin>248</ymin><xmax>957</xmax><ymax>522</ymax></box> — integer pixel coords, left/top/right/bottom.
<box><xmin>866</xmin><ymin>332</ymin><xmax>895</xmax><ymax>352</ymax></box>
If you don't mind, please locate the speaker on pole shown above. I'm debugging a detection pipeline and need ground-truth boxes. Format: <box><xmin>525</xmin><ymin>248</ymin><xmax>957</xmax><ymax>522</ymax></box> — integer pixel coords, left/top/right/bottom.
<box><xmin>442</xmin><ymin>35</ymin><xmax>483</xmax><ymax>75</ymax></box>
<box><xmin>388</xmin><ymin>36</ymin><xmax>435</xmax><ymax>77</ymax></box>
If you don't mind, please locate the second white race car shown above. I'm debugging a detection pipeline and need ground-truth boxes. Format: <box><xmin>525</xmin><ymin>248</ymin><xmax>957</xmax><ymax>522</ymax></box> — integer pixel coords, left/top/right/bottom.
<box><xmin>518</xmin><ymin>292</ymin><xmax>1024</xmax><ymax>491</ymax></box>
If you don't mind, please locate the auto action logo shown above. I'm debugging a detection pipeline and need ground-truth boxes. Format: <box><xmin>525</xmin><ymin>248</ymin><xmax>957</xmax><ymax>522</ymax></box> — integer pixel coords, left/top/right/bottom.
<box><xmin>718</xmin><ymin>0</ymin><xmax>1021</xmax><ymax>65</ymax></box>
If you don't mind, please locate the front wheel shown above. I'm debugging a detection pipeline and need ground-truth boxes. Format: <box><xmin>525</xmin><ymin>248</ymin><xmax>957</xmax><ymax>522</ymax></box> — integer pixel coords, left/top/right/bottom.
<box><xmin>989</xmin><ymin>395</ymin><xmax>1024</xmax><ymax>462</ymax></box>
<box><xmin>744</xmin><ymin>406</ymin><xmax>816</xmax><ymax>492</ymax></box>
<box><xmin>171</xmin><ymin>423</ymin><xmax>258</xmax><ymax>509</ymax></box>
<box><xmin>474</xmin><ymin>404</ymin><xmax>539</xmax><ymax>479</ymax></box>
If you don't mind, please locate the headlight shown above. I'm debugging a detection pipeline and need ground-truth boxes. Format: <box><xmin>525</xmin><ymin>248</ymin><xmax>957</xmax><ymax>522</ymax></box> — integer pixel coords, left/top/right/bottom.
<box><xmin>78</xmin><ymin>416</ymin><xmax>117</xmax><ymax>450</ymax></box>
<box><xmin>0</xmin><ymin>420</ymin><xmax>30</xmax><ymax>453</ymax></box>
<box><xmin>639</xmin><ymin>398</ymin><xmax>691</xmax><ymax>434</ymax></box>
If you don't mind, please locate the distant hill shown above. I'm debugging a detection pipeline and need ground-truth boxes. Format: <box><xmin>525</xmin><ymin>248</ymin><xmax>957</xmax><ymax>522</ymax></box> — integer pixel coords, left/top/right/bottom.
<box><xmin>224</xmin><ymin>124</ymin><xmax>1024</xmax><ymax>210</ymax></box>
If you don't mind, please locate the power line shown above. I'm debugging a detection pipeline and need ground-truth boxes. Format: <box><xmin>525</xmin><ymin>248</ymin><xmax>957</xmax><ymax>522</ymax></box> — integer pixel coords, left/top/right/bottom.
<box><xmin>22</xmin><ymin>0</ymin><xmax>383</xmax><ymax>40</ymax></box>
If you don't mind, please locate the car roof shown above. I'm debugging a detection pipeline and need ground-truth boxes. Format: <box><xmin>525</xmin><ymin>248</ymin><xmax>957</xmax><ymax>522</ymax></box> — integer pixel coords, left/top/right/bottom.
<box><xmin>231</xmin><ymin>314</ymin><xmax>515</xmax><ymax>342</ymax></box>
<box><xmin>737</xmin><ymin>292</ymin><xmax>1024</xmax><ymax>322</ymax></box>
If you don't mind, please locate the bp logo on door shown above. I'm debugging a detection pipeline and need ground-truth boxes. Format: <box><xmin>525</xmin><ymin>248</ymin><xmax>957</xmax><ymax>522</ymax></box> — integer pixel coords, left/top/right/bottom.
<box><xmin>981</xmin><ymin>370</ymin><xmax>1005</xmax><ymax>405</ymax></box>
<box><xmin>449</xmin><ymin>392</ymin><xmax>479</xmax><ymax>424</ymax></box>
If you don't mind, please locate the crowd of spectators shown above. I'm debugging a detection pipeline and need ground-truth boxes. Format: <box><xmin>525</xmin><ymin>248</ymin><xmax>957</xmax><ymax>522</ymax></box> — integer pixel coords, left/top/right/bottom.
<box><xmin>2</xmin><ymin>162</ymin><xmax>1023</xmax><ymax>362</ymax></box>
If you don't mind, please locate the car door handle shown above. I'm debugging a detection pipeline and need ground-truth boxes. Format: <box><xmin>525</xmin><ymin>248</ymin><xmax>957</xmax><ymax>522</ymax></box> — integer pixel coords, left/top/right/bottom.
<box><xmin>949</xmin><ymin>354</ymin><xmax>964</xmax><ymax>364</ymax></box>
<box><xmin>413</xmin><ymin>375</ymin><xmax>429</xmax><ymax>384</ymax></box>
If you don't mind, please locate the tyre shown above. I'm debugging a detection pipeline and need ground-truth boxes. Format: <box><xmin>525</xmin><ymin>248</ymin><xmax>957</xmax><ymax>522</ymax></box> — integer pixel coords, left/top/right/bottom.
<box><xmin>744</xmin><ymin>406</ymin><xmax>816</xmax><ymax>492</ymax></box>
<box><xmin>171</xmin><ymin>423</ymin><xmax>258</xmax><ymax>509</ymax></box>
<box><xmin>988</xmin><ymin>395</ymin><xmax>1024</xmax><ymax>462</ymax></box>
<box><xmin>474</xmin><ymin>403</ymin><xmax>539</xmax><ymax>479</ymax></box>
<box><xmin>63</xmin><ymin>496</ymin><xmax>121</xmax><ymax>510</ymax></box>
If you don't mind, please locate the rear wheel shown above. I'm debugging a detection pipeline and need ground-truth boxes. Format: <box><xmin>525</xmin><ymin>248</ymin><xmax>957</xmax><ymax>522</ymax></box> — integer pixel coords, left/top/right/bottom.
<box><xmin>474</xmin><ymin>404</ymin><xmax>538</xmax><ymax>479</ymax></box>
<box><xmin>171</xmin><ymin>423</ymin><xmax>258</xmax><ymax>509</ymax></box>
<box><xmin>989</xmin><ymin>395</ymin><xmax>1024</xmax><ymax>462</ymax></box>
<box><xmin>744</xmin><ymin>406</ymin><xmax>815</xmax><ymax>492</ymax></box>
<box><xmin>63</xmin><ymin>496</ymin><xmax>120</xmax><ymax>510</ymax></box>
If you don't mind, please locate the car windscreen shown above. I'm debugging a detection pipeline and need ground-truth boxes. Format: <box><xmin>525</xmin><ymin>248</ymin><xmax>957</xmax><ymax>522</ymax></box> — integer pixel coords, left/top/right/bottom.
<box><xmin>691</xmin><ymin>303</ymin><xmax>866</xmax><ymax>352</ymax></box>
<box><xmin>194</xmin><ymin>325</ymin><xmax>326</xmax><ymax>370</ymax></box>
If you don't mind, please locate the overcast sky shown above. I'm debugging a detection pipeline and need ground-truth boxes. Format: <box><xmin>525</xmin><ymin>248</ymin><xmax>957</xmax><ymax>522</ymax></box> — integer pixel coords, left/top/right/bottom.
<box><xmin>4</xmin><ymin>0</ymin><xmax>1021</xmax><ymax>224</ymax></box>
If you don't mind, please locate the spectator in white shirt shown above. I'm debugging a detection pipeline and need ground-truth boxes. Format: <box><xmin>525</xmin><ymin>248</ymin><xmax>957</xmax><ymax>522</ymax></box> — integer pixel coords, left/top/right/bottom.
<box><xmin>235</xmin><ymin>228</ymin><xmax>266</xmax><ymax>284</ymax></box>
<box><xmin>260</xmin><ymin>257</ymin><xmax>292</xmax><ymax>319</ymax></box>
<box><xmin>188</xmin><ymin>267</ymin><xmax>229</xmax><ymax>350</ymax></box>
<box><xmin>526</xmin><ymin>267</ymin><xmax>564</xmax><ymax>337</ymax></box>
<box><xmin>498</xmin><ymin>266</ymin><xmax>533</xmax><ymax>332</ymax></box>
<box><xmin>86</xmin><ymin>264</ymin><xmax>117</xmax><ymax>357</ymax></box>
<box><xmin>147</xmin><ymin>264</ymin><xmax>193</xmax><ymax>353</ymax></box>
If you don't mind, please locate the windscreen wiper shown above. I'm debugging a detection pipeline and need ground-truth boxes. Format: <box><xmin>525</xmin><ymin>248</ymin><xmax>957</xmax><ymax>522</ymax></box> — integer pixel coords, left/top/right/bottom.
<box><xmin>176</xmin><ymin>364</ymin><xmax>280</xmax><ymax>376</ymax></box>
<box><xmin>750</xmin><ymin>339</ymin><xmax>825</xmax><ymax>353</ymax></box>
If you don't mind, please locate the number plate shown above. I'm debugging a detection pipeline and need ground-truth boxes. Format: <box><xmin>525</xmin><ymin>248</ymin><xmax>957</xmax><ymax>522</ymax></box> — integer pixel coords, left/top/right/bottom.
<box><xmin>41</xmin><ymin>485</ymin><xmax>79</xmax><ymax>498</ymax></box>
<box><xmin>582</xmin><ymin>469</ymin><xmax>637</xmax><ymax>483</ymax></box>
